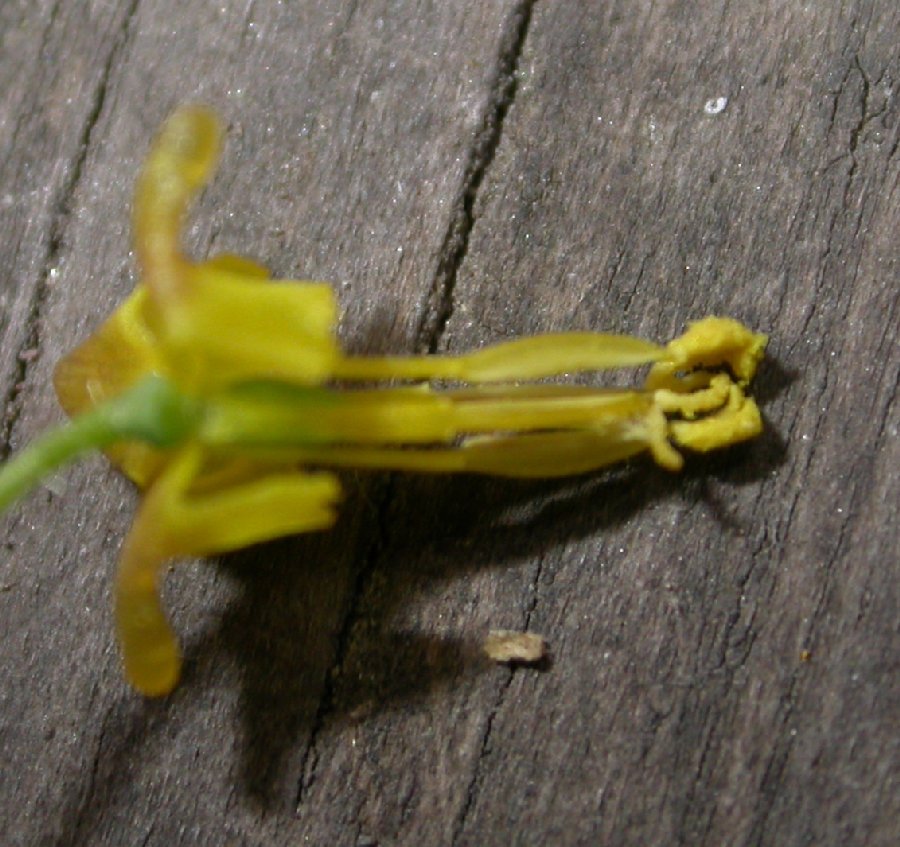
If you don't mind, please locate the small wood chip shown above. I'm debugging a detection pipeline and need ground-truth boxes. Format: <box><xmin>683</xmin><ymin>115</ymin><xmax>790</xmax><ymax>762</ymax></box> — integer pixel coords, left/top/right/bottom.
<box><xmin>484</xmin><ymin>630</ymin><xmax>546</xmax><ymax>664</ymax></box>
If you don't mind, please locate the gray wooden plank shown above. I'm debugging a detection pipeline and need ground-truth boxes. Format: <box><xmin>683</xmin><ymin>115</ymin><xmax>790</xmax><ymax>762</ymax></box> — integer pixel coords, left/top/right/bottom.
<box><xmin>294</xmin><ymin>1</ymin><xmax>900</xmax><ymax>846</ymax></box>
<box><xmin>0</xmin><ymin>1</ymin><xmax>897</xmax><ymax>846</ymax></box>
<box><xmin>0</xmin><ymin>1</ymin><xmax>524</xmax><ymax>845</ymax></box>
<box><xmin>0</xmin><ymin>0</ymin><xmax>140</xmax><ymax>439</ymax></box>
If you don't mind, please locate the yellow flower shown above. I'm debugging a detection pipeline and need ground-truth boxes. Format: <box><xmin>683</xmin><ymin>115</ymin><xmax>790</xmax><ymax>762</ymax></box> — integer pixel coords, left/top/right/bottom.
<box><xmin>0</xmin><ymin>106</ymin><xmax>767</xmax><ymax>696</ymax></box>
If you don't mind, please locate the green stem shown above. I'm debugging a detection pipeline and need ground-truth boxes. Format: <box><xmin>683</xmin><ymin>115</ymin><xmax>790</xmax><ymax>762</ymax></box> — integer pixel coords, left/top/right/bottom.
<box><xmin>0</xmin><ymin>376</ymin><xmax>200</xmax><ymax>512</ymax></box>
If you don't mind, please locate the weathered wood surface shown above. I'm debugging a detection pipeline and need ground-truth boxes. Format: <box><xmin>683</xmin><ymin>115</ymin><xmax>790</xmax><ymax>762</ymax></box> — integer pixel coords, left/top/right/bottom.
<box><xmin>1</xmin><ymin>1</ymin><xmax>897</xmax><ymax>845</ymax></box>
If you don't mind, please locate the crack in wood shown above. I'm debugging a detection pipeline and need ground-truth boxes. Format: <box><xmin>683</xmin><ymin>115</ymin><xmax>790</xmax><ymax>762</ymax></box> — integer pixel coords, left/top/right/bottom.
<box><xmin>451</xmin><ymin>550</ymin><xmax>545</xmax><ymax>845</ymax></box>
<box><xmin>450</xmin><ymin>665</ymin><xmax>515</xmax><ymax>847</ymax></box>
<box><xmin>415</xmin><ymin>0</ymin><xmax>535</xmax><ymax>355</ymax></box>
<box><xmin>295</xmin><ymin>0</ymin><xmax>538</xmax><ymax>825</ymax></box>
<box><xmin>294</xmin><ymin>475</ymin><xmax>397</xmax><ymax>810</ymax></box>
<box><xmin>0</xmin><ymin>0</ymin><xmax>140</xmax><ymax>461</ymax></box>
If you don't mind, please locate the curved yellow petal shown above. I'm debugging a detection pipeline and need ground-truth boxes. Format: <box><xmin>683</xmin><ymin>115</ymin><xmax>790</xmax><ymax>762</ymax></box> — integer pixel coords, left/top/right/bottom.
<box><xmin>114</xmin><ymin>445</ymin><xmax>341</xmax><ymax>696</ymax></box>
<box><xmin>133</xmin><ymin>105</ymin><xmax>222</xmax><ymax>305</ymax></box>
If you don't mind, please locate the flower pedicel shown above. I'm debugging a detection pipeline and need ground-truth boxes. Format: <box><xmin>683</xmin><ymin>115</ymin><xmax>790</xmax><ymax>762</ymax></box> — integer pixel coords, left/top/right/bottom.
<box><xmin>0</xmin><ymin>107</ymin><xmax>767</xmax><ymax>696</ymax></box>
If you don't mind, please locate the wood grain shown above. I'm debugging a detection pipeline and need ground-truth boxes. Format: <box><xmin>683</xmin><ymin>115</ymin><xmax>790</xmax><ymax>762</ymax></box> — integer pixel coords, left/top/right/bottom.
<box><xmin>1</xmin><ymin>2</ymin><xmax>896</xmax><ymax>846</ymax></box>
